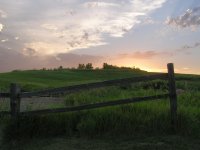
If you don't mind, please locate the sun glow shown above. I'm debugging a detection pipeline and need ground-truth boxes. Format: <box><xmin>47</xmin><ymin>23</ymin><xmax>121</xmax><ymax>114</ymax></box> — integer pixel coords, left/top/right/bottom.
<box><xmin>110</xmin><ymin>58</ymin><xmax>168</xmax><ymax>73</ymax></box>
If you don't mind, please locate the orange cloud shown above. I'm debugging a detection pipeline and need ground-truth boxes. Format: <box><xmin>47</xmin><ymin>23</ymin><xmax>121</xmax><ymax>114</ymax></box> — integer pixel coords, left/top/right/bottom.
<box><xmin>118</xmin><ymin>50</ymin><xmax>173</xmax><ymax>59</ymax></box>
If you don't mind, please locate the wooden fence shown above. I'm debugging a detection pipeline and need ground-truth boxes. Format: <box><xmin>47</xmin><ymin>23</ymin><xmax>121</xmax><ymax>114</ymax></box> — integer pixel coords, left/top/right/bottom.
<box><xmin>0</xmin><ymin>63</ymin><xmax>177</xmax><ymax>129</ymax></box>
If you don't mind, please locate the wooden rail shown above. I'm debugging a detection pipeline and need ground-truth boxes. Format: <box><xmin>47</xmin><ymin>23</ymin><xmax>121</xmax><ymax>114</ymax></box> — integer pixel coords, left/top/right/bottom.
<box><xmin>0</xmin><ymin>92</ymin><xmax>10</xmax><ymax>98</ymax></box>
<box><xmin>21</xmin><ymin>73</ymin><xmax>168</xmax><ymax>98</ymax></box>
<box><xmin>0</xmin><ymin>63</ymin><xmax>178</xmax><ymax>130</ymax></box>
<box><xmin>20</xmin><ymin>94</ymin><xmax>169</xmax><ymax>115</ymax></box>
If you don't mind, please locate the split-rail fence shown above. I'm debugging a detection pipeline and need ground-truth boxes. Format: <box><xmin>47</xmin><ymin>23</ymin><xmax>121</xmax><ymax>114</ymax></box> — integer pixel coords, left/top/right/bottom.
<box><xmin>0</xmin><ymin>63</ymin><xmax>178</xmax><ymax>129</ymax></box>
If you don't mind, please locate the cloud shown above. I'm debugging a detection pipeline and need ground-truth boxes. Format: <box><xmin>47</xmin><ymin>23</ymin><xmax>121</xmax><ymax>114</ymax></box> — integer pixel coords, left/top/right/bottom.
<box><xmin>143</xmin><ymin>17</ymin><xmax>155</xmax><ymax>25</ymax></box>
<box><xmin>0</xmin><ymin>47</ymin><xmax>103</xmax><ymax>72</ymax></box>
<box><xmin>41</xmin><ymin>24</ymin><xmax>58</xmax><ymax>31</ymax></box>
<box><xmin>56</xmin><ymin>0</ymin><xmax>167</xmax><ymax>50</ymax></box>
<box><xmin>1</xmin><ymin>39</ymin><xmax>9</xmax><ymax>43</ymax></box>
<box><xmin>0</xmin><ymin>10</ymin><xmax>7</xmax><ymax>18</ymax></box>
<box><xmin>83</xmin><ymin>2</ymin><xmax>120</xmax><ymax>8</ymax></box>
<box><xmin>183</xmin><ymin>67</ymin><xmax>190</xmax><ymax>70</ymax></box>
<box><xmin>0</xmin><ymin>23</ymin><xmax>4</xmax><ymax>32</ymax></box>
<box><xmin>55</xmin><ymin>53</ymin><xmax>103</xmax><ymax>65</ymax></box>
<box><xmin>15</xmin><ymin>37</ymin><xmax>19</xmax><ymax>40</ymax></box>
<box><xmin>118</xmin><ymin>50</ymin><xmax>172</xmax><ymax>59</ymax></box>
<box><xmin>23</xmin><ymin>47</ymin><xmax>37</xmax><ymax>56</ymax></box>
<box><xmin>0</xmin><ymin>0</ymin><xmax>167</xmax><ymax>56</ymax></box>
<box><xmin>166</xmin><ymin>6</ymin><xmax>200</xmax><ymax>28</ymax></box>
<box><xmin>177</xmin><ymin>42</ymin><xmax>200</xmax><ymax>52</ymax></box>
<box><xmin>23</xmin><ymin>42</ymin><xmax>68</xmax><ymax>55</ymax></box>
<box><xmin>0</xmin><ymin>47</ymin><xmax>39</xmax><ymax>72</ymax></box>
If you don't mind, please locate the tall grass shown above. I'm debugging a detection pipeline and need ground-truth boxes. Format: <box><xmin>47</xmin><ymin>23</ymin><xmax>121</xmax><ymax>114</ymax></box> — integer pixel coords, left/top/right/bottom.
<box><xmin>2</xmin><ymin>80</ymin><xmax>200</xmax><ymax>140</ymax></box>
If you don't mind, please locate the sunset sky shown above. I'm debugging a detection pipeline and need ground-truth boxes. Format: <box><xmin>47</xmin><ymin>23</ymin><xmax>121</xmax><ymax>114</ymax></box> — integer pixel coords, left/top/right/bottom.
<box><xmin>0</xmin><ymin>0</ymin><xmax>200</xmax><ymax>74</ymax></box>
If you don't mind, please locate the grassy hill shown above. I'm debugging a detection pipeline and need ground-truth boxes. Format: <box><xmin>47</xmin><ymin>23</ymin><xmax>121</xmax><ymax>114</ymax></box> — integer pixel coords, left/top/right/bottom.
<box><xmin>0</xmin><ymin>69</ymin><xmax>147</xmax><ymax>91</ymax></box>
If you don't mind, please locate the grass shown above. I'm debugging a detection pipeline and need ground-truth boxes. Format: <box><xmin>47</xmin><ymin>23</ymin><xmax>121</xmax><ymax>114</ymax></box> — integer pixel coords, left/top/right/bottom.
<box><xmin>0</xmin><ymin>69</ymin><xmax>147</xmax><ymax>91</ymax></box>
<box><xmin>1</xmin><ymin>135</ymin><xmax>200</xmax><ymax>150</ymax></box>
<box><xmin>0</xmin><ymin>69</ymin><xmax>200</xmax><ymax>149</ymax></box>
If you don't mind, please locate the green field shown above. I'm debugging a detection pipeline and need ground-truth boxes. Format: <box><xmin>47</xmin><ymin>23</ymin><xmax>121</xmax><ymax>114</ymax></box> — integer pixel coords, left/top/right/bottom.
<box><xmin>0</xmin><ymin>69</ymin><xmax>147</xmax><ymax>91</ymax></box>
<box><xmin>0</xmin><ymin>69</ymin><xmax>200</xmax><ymax>150</ymax></box>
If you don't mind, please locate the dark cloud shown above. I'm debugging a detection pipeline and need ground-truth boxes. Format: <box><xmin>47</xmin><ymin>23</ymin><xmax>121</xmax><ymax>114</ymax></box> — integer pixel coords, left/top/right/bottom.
<box><xmin>118</xmin><ymin>51</ymin><xmax>172</xmax><ymax>59</ymax></box>
<box><xmin>82</xmin><ymin>32</ymin><xmax>89</xmax><ymax>41</ymax></box>
<box><xmin>0</xmin><ymin>48</ymin><xmax>103</xmax><ymax>72</ymax></box>
<box><xmin>177</xmin><ymin>42</ymin><xmax>200</xmax><ymax>53</ymax></box>
<box><xmin>0</xmin><ymin>47</ymin><xmax>41</xmax><ymax>72</ymax></box>
<box><xmin>66</xmin><ymin>31</ymin><xmax>92</xmax><ymax>49</ymax></box>
<box><xmin>166</xmin><ymin>6</ymin><xmax>200</xmax><ymax>28</ymax></box>
<box><xmin>46</xmin><ymin>53</ymin><xmax>104</xmax><ymax>68</ymax></box>
<box><xmin>66</xmin><ymin>10</ymin><xmax>77</xmax><ymax>16</ymax></box>
<box><xmin>23</xmin><ymin>47</ymin><xmax>37</xmax><ymax>56</ymax></box>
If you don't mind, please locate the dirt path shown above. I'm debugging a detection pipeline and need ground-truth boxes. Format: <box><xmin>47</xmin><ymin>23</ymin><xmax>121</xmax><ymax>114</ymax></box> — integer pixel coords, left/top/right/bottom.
<box><xmin>21</xmin><ymin>97</ymin><xmax>65</xmax><ymax>111</ymax></box>
<box><xmin>0</xmin><ymin>97</ymin><xmax>65</xmax><ymax>112</ymax></box>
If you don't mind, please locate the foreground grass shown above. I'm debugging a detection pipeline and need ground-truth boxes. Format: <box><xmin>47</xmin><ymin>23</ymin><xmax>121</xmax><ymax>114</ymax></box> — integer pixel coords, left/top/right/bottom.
<box><xmin>2</xmin><ymin>88</ymin><xmax>200</xmax><ymax>139</ymax></box>
<box><xmin>1</xmin><ymin>135</ymin><xmax>200</xmax><ymax>150</ymax></box>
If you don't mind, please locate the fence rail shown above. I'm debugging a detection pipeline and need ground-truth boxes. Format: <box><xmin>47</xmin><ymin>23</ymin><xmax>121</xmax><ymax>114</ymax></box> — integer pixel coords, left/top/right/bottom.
<box><xmin>20</xmin><ymin>94</ymin><xmax>169</xmax><ymax>115</ymax></box>
<box><xmin>0</xmin><ymin>92</ymin><xmax>10</xmax><ymax>98</ymax></box>
<box><xmin>21</xmin><ymin>73</ymin><xmax>168</xmax><ymax>98</ymax></box>
<box><xmin>0</xmin><ymin>63</ymin><xmax>178</xmax><ymax>130</ymax></box>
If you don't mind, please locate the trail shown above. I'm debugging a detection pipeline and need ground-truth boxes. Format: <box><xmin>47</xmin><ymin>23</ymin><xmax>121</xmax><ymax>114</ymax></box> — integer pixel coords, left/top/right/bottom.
<box><xmin>21</xmin><ymin>97</ymin><xmax>65</xmax><ymax>111</ymax></box>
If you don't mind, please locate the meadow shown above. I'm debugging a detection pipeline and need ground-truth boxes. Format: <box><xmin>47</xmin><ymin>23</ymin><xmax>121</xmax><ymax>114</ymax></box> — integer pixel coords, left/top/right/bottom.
<box><xmin>0</xmin><ymin>69</ymin><xmax>200</xmax><ymax>150</ymax></box>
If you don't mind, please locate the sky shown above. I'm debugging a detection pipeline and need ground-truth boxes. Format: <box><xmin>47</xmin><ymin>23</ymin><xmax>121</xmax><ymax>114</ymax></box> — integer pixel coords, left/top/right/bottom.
<box><xmin>0</xmin><ymin>0</ymin><xmax>200</xmax><ymax>74</ymax></box>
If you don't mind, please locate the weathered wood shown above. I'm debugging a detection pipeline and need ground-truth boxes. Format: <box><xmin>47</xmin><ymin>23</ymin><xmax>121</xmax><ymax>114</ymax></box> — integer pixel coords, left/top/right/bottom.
<box><xmin>10</xmin><ymin>83</ymin><xmax>21</xmax><ymax>118</ymax></box>
<box><xmin>21</xmin><ymin>73</ymin><xmax>168</xmax><ymax>98</ymax></box>
<box><xmin>167</xmin><ymin>63</ymin><xmax>178</xmax><ymax>131</ymax></box>
<box><xmin>20</xmin><ymin>94</ymin><xmax>169</xmax><ymax>115</ymax></box>
<box><xmin>0</xmin><ymin>93</ymin><xmax>10</xmax><ymax>98</ymax></box>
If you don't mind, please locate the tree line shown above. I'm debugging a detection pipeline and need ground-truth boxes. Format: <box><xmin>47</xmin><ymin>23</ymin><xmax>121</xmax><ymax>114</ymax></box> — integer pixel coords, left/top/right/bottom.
<box><xmin>41</xmin><ymin>63</ymin><xmax>142</xmax><ymax>71</ymax></box>
<box><xmin>77</xmin><ymin>63</ymin><xmax>141</xmax><ymax>70</ymax></box>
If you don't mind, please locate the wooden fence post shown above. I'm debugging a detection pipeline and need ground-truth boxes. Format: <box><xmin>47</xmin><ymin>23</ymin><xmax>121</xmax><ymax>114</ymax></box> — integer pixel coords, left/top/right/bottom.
<box><xmin>167</xmin><ymin>63</ymin><xmax>178</xmax><ymax>131</ymax></box>
<box><xmin>10</xmin><ymin>83</ymin><xmax>21</xmax><ymax>119</ymax></box>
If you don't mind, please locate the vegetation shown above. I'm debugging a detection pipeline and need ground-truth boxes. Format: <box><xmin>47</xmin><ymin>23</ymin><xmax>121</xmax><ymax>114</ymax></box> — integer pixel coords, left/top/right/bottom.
<box><xmin>1</xmin><ymin>135</ymin><xmax>200</xmax><ymax>150</ymax></box>
<box><xmin>77</xmin><ymin>63</ymin><xmax>93</xmax><ymax>70</ymax></box>
<box><xmin>102</xmin><ymin>63</ymin><xmax>140</xmax><ymax>70</ymax></box>
<box><xmin>0</xmin><ymin>68</ymin><xmax>200</xmax><ymax>149</ymax></box>
<box><xmin>0</xmin><ymin>68</ymin><xmax>147</xmax><ymax>92</ymax></box>
<box><xmin>77</xmin><ymin>64</ymin><xmax>86</xmax><ymax>70</ymax></box>
<box><xmin>29</xmin><ymin>63</ymin><xmax>141</xmax><ymax>71</ymax></box>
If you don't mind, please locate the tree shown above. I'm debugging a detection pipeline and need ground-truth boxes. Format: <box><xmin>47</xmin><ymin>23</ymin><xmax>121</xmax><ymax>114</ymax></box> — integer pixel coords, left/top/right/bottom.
<box><xmin>103</xmin><ymin>63</ymin><xmax>118</xmax><ymax>69</ymax></box>
<box><xmin>103</xmin><ymin>63</ymin><xmax>108</xmax><ymax>69</ymax></box>
<box><xmin>85</xmin><ymin>63</ymin><xmax>93</xmax><ymax>70</ymax></box>
<box><xmin>58</xmin><ymin>65</ymin><xmax>63</xmax><ymax>70</ymax></box>
<box><xmin>77</xmin><ymin>64</ymin><xmax>85</xmax><ymax>69</ymax></box>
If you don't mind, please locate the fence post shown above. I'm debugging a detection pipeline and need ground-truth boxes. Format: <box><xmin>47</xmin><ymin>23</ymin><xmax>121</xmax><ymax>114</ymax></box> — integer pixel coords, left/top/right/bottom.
<box><xmin>10</xmin><ymin>83</ymin><xmax>21</xmax><ymax>119</ymax></box>
<box><xmin>167</xmin><ymin>63</ymin><xmax>178</xmax><ymax>131</ymax></box>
